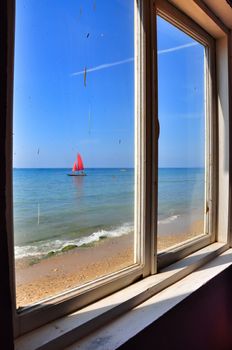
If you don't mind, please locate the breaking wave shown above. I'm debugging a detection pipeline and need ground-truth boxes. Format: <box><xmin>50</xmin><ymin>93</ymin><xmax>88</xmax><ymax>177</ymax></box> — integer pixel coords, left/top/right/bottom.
<box><xmin>15</xmin><ymin>222</ymin><xmax>133</xmax><ymax>259</ymax></box>
<box><xmin>158</xmin><ymin>215</ymin><xmax>180</xmax><ymax>225</ymax></box>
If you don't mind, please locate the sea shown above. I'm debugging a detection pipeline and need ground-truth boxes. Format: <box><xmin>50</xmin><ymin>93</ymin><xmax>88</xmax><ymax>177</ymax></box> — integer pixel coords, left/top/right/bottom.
<box><xmin>13</xmin><ymin>168</ymin><xmax>205</xmax><ymax>259</ymax></box>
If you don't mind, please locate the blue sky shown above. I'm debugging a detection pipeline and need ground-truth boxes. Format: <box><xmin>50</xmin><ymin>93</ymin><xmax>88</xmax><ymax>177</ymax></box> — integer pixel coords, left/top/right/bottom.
<box><xmin>13</xmin><ymin>0</ymin><xmax>205</xmax><ymax>168</ymax></box>
<box><xmin>157</xmin><ymin>16</ymin><xmax>205</xmax><ymax>168</ymax></box>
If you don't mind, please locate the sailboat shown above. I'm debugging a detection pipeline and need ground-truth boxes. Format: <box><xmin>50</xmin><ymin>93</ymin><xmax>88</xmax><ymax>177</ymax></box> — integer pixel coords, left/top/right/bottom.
<box><xmin>67</xmin><ymin>153</ymin><xmax>86</xmax><ymax>176</ymax></box>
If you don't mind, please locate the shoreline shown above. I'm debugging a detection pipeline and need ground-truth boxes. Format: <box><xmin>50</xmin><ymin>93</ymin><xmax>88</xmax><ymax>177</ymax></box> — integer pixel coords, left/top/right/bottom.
<box><xmin>15</xmin><ymin>218</ymin><xmax>204</xmax><ymax>308</ymax></box>
<box><xmin>16</xmin><ymin>234</ymin><xmax>134</xmax><ymax>308</ymax></box>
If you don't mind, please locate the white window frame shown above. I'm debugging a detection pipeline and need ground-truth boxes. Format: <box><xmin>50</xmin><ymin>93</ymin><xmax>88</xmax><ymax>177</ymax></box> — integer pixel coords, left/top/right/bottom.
<box><xmin>1</xmin><ymin>0</ymin><xmax>231</xmax><ymax>345</ymax></box>
<box><xmin>155</xmin><ymin>0</ymin><xmax>218</xmax><ymax>269</ymax></box>
<box><xmin>11</xmin><ymin>0</ymin><xmax>154</xmax><ymax>337</ymax></box>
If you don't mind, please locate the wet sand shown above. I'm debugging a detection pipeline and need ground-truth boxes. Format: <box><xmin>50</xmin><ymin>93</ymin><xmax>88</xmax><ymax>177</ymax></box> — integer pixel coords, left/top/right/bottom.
<box><xmin>16</xmin><ymin>220</ymin><xmax>204</xmax><ymax>308</ymax></box>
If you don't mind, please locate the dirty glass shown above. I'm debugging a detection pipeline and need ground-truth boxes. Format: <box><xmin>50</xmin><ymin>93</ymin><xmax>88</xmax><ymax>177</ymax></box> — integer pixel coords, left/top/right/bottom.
<box><xmin>157</xmin><ymin>16</ymin><xmax>206</xmax><ymax>252</ymax></box>
<box><xmin>13</xmin><ymin>0</ymin><xmax>135</xmax><ymax>308</ymax></box>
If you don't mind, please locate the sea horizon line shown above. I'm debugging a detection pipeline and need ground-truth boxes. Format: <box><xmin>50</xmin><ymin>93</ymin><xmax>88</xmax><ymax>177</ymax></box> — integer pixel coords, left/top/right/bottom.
<box><xmin>13</xmin><ymin>166</ymin><xmax>205</xmax><ymax>170</ymax></box>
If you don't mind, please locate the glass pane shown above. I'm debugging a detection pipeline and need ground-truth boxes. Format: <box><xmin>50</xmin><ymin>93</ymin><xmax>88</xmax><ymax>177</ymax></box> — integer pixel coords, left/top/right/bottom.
<box><xmin>14</xmin><ymin>0</ymin><xmax>135</xmax><ymax>308</ymax></box>
<box><xmin>157</xmin><ymin>16</ymin><xmax>206</xmax><ymax>252</ymax></box>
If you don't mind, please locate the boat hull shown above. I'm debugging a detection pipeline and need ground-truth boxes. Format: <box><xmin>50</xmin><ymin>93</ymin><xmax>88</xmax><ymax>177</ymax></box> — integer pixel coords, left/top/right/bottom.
<box><xmin>67</xmin><ymin>174</ymin><xmax>87</xmax><ymax>176</ymax></box>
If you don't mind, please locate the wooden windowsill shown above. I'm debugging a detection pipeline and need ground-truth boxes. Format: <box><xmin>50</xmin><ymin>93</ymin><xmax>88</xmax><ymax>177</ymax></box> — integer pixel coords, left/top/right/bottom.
<box><xmin>15</xmin><ymin>243</ymin><xmax>231</xmax><ymax>350</ymax></box>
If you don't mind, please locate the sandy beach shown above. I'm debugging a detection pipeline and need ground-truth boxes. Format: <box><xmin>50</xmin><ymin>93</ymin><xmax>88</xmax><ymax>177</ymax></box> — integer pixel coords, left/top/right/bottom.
<box><xmin>15</xmin><ymin>220</ymin><xmax>204</xmax><ymax>308</ymax></box>
<box><xmin>157</xmin><ymin>219</ymin><xmax>204</xmax><ymax>251</ymax></box>
<box><xmin>16</xmin><ymin>234</ymin><xmax>134</xmax><ymax>308</ymax></box>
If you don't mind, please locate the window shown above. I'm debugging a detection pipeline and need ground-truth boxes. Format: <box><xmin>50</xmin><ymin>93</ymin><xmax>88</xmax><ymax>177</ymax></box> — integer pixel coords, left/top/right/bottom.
<box><xmin>156</xmin><ymin>2</ymin><xmax>217</xmax><ymax>268</ymax></box>
<box><xmin>12</xmin><ymin>0</ymin><xmax>152</xmax><ymax>335</ymax></box>
<box><xmin>157</xmin><ymin>17</ymin><xmax>210</xmax><ymax>251</ymax></box>
<box><xmin>13</xmin><ymin>0</ymin><xmax>139</xmax><ymax>309</ymax></box>
<box><xmin>1</xmin><ymin>0</ymin><xmax>229</xmax><ymax>343</ymax></box>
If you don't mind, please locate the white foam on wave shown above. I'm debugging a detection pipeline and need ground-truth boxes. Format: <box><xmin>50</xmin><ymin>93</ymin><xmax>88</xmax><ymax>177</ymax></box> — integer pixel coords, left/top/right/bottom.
<box><xmin>15</xmin><ymin>222</ymin><xmax>134</xmax><ymax>259</ymax></box>
<box><xmin>158</xmin><ymin>215</ymin><xmax>180</xmax><ymax>225</ymax></box>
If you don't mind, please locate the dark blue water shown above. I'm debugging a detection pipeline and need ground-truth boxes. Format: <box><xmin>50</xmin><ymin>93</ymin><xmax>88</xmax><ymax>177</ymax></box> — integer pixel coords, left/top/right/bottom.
<box><xmin>13</xmin><ymin>168</ymin><xmax>204</xmax><ymax>258</ymax></box>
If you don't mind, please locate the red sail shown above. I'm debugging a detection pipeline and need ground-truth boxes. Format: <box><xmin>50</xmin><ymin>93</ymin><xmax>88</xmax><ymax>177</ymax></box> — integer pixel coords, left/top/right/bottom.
<box><xmin>77</xmin><ymin>153</ymin><xmax>84</xmax><ymax>171</ymax></box>
<box><xmin>72</xmin><ymin>161</ymin><xmax>78</xmax><ymax>172</ymax></box>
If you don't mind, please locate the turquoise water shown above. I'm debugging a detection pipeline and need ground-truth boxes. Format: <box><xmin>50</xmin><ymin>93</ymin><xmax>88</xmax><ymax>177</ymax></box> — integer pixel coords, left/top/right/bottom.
<box><xmin>158</xmin><ymin>168</ymin><xmax>204</xmax><ymax>220</ymax></box>
<box><xmin>13</xmin><ymin>168</ymin><xmax>204</xmax><ymax>258</ymax></box>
